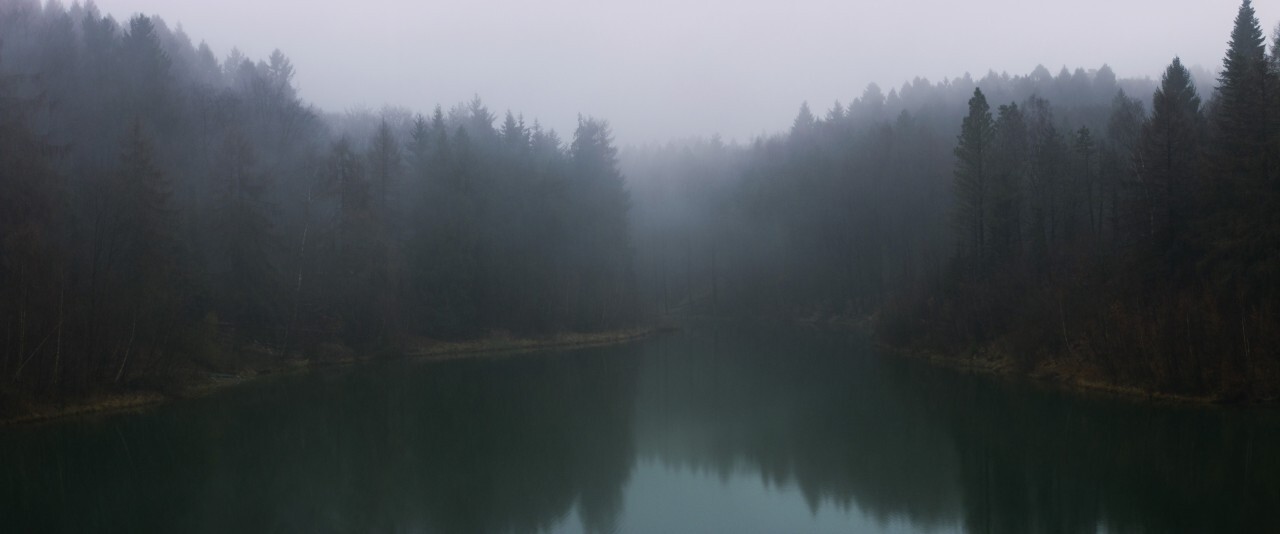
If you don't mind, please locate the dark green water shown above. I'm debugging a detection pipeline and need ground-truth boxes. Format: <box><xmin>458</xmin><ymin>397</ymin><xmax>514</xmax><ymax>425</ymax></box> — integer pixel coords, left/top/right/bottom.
<box><xmin>2</xmin><ymin>327</ymin><xmax>1278</xmax><ymax>533</ymax></box>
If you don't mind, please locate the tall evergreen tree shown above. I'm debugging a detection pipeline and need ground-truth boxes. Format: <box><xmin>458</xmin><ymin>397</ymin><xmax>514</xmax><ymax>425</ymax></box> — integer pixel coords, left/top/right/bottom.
<box><xmin>1139</xmin><ymin>58</ymin><xmax>1205</xmax><ymax>264</ymax></box>
<box><xmin>570</xmin><ymin>117</ymin><xmax>633</xmax><ymax>328</ymax></box>
<box><xmin>1201</xmin><ymin>1</ymin><xmax>1280</xmax><ymax>297</ymax></box>
<box><xmin>989</xmin><ymin>103</ymin><xmax>1027</xmax><ymax>263</ymax></box>
<box><xmin>120</xmin><ymin>15</ymin><xmax>172</xmax><ymax>127</ymax></box>
<box><xmin>1073</xmin><ymin>126</ymin><xmax>1098</xmax><ymax>241</ymax></box>
<box><xmin>954</xmin><ymin>88</ymin><xmax>995</xmax><ymax>260</ymax></box>
<box><xmin>791</xmin><ymin>102</ymin><xmax>817</xmax><ymax>137</ymax></box>
<box><xmin>1103</xmin><ymin>91</ymin><xmax>1147</xmax><ymax>246</ymax></box>
<box><xmin>323</xmin><ymin>138</ymin><xmax>387</xmax><ymax>344</ymax></box>
<box><xmin>500</xmin><ymin>111</ymin><xmax>529</xmax><ymax>151</ymax></box>
<box><xmin>1024</xmin><ymin>96</ymin><xmax>1067</xmax><ymax>268</ymax></box>
<box><xmin>367</xmin><ymin>120</ymin><xmax>401</xmax><ymax>216</ymax></box>
<box><xmin>1214</xmin><ymin>0</ymin><xmax>1271</xmax><ymax>185</ymax></box>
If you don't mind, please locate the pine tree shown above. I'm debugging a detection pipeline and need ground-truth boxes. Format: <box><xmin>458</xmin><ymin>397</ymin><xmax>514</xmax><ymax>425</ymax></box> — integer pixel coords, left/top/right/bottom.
<box><xmin>1201</xmin><ymin>1</ymin><xmax>1280</xmax><ymax>301</ymax></box>
<box><xmin>120</xmin><ymin>15</ymin><xmax>172</xmax><ymax>126</ymax></box>
<box><xmin>264</xmin><ymin>49</ymin><xmax>296</xmax><ymax>101</ymax></box>
<box><xmin>791</xmin><ymin>102</ymin><xmax>817</xmax><ymax>136</ymax></box>
<box><xmin>570</xmin><ymin>117</ymin><xmax>633</xmax><ymax>328</ymax></box>
<box><xmin>326</xmin><ymin>138</ymin><xmax>369</xmax><ymax>243</ymax></box>
<box><xmin>467</xmin><ymin>95</ymin><xmax>495</xmax><ymax>137</ymax></box>
<box><xmin>1073</xmin><ymin>126</ymin><xmax>1098</xmax><ymax>241</ymax></box>
<box><xmin>1024</xmin><ymin>96</ymin><xmax>1066</xmax><ymax>268</ymax></box>
<box><xmin>989</xmin><ymin>102</ymin><xmax>1027</xmax><ymax>263</ymax></box>
<box><xmin>1139</xmin><ymin>58</ymin><xmax>1205</xmax><ymax>263</ymax></box>
<box><xmin>323</xmin><ymin>138</ymin><xmax>387</xmax><ymax>343</ymax></box>
<box><xmin>954</xmin><ymin>88</ymin><xmax>995</xmax><ymax>260</ymax></box>
<box><xmin>367</xmin><ymin>120</ymin><xmax>401</xmax><ymax>215</ymax></box>
<box><xmin>500</xmin><ymin>111</ymin><xmax>529</xmax><ymax>150</ymax></box>
<box><xmin>1214</xmin><ymin>0</ymin><xmax>1271</xmax><ymax>185</ymax></box>
<box><xmin>407</xmin><ymin>114</ymin><xmax>431</xmax><ymax>171</ymax></box>
<box><xmin>1103</xmin><ymin>91</ymin><xmax>1147</xmax><ymax>246</ymax></box>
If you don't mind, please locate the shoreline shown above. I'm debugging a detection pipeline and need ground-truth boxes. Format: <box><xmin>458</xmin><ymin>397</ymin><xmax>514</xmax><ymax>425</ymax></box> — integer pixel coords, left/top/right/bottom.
<box><xmin>876</xmin><ymin>342</ymin><xmax>1269</xmax><ymax>406</ymax></box>
<box><xmin>0</xmin><ymin>327</ymin><xmax>663</xmax><ymax>427</ymax></box>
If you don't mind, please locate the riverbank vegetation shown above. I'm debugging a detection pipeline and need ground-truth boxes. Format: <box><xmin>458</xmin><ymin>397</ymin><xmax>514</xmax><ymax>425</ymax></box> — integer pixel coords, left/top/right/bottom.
<box><xmin>624</xmin><ymin>2</ymin><xmax>1280</xmax><ymax>401</ymax></box>
<box><xmin>2</xmin><ymin>0</ymin><xmax>1278</xmax><ymax>409</ymax></box>
<box><xmin>882</xmin><ymin>2</ymin><xmax>1280</xmax><ymax>401</ymax></box>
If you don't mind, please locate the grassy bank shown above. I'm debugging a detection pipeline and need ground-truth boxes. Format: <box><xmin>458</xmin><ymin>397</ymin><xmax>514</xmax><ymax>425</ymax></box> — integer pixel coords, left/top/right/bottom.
<box><xmin>0</xmin><ymin>327</ymin><xmax>661</xmax><ymax>427</ymax></box>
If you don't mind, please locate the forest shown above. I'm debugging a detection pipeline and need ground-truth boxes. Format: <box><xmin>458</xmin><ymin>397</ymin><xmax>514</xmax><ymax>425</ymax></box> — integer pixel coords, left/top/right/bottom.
<box><xmin>625</xmin><ymin>1</ymin><xmax>1280</xmax><ymax>400</ymax></box>
<box><xmin>0</xmin><ymin>1</ymin><xmax>635</xmax><ymax>402</ymax></box>
<box><xmin>1</xmin><ymin>0</ymin><xmax>1278</xmax><ymax>405</ymax></box>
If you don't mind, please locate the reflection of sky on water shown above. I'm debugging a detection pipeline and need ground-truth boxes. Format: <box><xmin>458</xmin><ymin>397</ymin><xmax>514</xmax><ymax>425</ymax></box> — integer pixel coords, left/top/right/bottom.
<box><xmin>550</xmin><ymin>459</ymin><xmax>962</xmax><ymax>534</ymax></box>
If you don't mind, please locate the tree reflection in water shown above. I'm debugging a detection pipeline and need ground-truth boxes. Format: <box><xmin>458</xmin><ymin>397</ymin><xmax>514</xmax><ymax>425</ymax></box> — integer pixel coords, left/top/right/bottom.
<box><xmin>1</xmin><ymin>327</ymin><xmax>1277</xmax><ymax>533</ymax></box>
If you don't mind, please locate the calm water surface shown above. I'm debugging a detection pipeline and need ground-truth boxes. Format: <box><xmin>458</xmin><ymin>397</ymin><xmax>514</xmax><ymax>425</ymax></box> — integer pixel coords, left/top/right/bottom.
<box><xmin>2</xmin><ymin>327</ymin><xmax>1277</xmax><ymax>533</ymax></box>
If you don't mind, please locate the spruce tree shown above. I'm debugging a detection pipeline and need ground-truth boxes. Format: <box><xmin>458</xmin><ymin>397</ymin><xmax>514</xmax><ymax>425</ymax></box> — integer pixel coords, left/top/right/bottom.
<box><xmin>954</xmin><ymin>88</ymin><xmax>995</xmax><ymax>260</ymax></box>
<box><xmin>1025</xmin><ymin>96</ymin><xmax>1066</xmax><ymax>268</ymax></box>
<box><xmin>1202</xmin><ymin>1</ymin><xmax>1280</xmax><ymax>300</ymax></box>
<box><xmin>1103</xmin><ymin>91</ymin><xmax>1147</xmax><ymax>246</ymax></box>
<box><xmin>989</xmin><ymin>103</ymin><xmax>1027</xmax><ymax>262</ymax></box>
<box><xmin>367</xmin><ymin>120</ymin><xmax>401</xmax><ymax>215</ymax></box>
<box><xmin>791</xmin><ymin>102</ymin><xmax>817</xmax><ymax>137</ymax></box>
<box><xmin>570</xmin><ymin>117</ymin><xmax>633</xmax><ymax>328</ymax></box>
<box><xmin>1140</xmin><ymin>58</ymin><xmax>1205</xmax><ymax>263</ymax></box>
<box><xmin>120</xmin><ymin>16</ymin><xmax>172</xmax><ymax>128</ymax></box>
<box><xmin>1214</xmin><ymin>0</ymin><xmax>1271</xmax><ymax>184</ymax></box>
<box><xmin>1073</xmin><ymin>126</ymin><xmax>1098</xmax><ymax>241</ymax></box>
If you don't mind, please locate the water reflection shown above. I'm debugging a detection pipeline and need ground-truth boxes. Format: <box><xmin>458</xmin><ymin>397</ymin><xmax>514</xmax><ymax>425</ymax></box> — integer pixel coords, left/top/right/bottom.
<box><xmin>0</xmin><ymin>348</ymin><xmax>641</xmax><ymax>533</ymax></box>
<box><xmin>1</xmin><ymin>327</ymin><xmax>1277</xmax><ymax>533</ymax></box>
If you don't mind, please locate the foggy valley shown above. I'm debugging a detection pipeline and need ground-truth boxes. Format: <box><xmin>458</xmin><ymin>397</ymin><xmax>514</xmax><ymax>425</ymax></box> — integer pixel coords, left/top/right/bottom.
<box><xmin>2</xmin><ymin>0</ymin><xmax>1280</xmax><ymax>532</ymax></box>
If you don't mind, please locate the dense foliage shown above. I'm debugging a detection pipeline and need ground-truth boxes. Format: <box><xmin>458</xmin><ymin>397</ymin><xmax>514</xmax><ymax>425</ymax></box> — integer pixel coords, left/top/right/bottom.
<box><xmin>626</xmin><ymin>63</ymin><xmax>1156</xmax><ymax>319</ymax></box>
<box><xmin>626</xmin><ymin>1</ymin><xmax>1280</xmax><ymax>398</ymax></box>
<box><xmin>3</xmin><ymin>0</ymin><xmax>1278</xmax><ymax>402</ymax></box>
<box><xmin>0</xmin><ymin>0</ymin><xmax>634</xmax><ymax>397</ymax></box>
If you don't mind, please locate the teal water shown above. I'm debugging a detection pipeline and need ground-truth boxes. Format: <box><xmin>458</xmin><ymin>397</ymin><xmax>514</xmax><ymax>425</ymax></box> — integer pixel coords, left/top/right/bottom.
<box><xmin>2</xmin><ymin>327</ymin><xmax>1277</xmax><ymax>533</ymax></box>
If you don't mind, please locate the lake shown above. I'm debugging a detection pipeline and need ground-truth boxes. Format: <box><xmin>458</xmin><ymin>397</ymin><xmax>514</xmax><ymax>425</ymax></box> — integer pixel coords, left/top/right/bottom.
<box><xmin>2</xmin><ymin>326</ymin><xmax>1277</xmax><ymax>533</ymax></box>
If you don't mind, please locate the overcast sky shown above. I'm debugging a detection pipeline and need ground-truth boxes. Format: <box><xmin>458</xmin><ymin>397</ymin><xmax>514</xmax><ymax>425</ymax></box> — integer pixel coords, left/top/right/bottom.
<box><xmin>92</xmin><ymin>0</ymin><xmax>1271</xmax><ymax>145</ymax></box>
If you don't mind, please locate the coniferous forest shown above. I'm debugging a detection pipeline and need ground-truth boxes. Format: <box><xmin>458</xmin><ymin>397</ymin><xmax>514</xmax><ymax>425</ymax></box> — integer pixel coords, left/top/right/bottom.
<box><xmin>0</xmin><ymin>1</ymin><xmax>635</xmax><ymax>404</ymax></box>
<box><xmin>1</xmin><ymin>0</ymin><xmax>1279</xmax><ymax>409</ymax></box>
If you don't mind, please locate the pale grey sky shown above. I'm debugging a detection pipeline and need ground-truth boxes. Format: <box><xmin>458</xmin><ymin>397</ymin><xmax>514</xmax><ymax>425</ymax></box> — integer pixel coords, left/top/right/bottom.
<box><xmin>93</xmin><ymin>0</ymin><xmax>1270</xmax><ymax>145</ymax></box>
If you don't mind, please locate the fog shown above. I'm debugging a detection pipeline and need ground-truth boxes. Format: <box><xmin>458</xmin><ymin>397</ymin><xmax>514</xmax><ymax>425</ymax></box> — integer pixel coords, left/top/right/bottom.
<box><xmin>4</xmin><ymin>0</ymin><xmax>1280</xmax><ymax>530</ymax></box>
<box><xmin>2</xmin><ymin>0</ymin><xmax>1277</xmax><ymax>396</ymax></box>
<box><xmin>92</xmin><ymin>0</ymin><xmax>1252</xmax><ymax>145</ymax></box>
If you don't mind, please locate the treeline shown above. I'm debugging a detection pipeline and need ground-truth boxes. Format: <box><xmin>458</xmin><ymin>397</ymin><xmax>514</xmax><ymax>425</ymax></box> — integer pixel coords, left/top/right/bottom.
<box><xmin>0</xmin><ymin>0</ymin><xmax>634</xmax><ymax>397</ymax></box>
<box><xmin>887</xmin><ymin>0</ymin><xmax>1280</xmax><ymax>399</ymax></box>
<box><xmin>5</xmin><ymin>0</ymin><xmax>1277</xmax><ymax>401</ymax></box>
<box><xmin>625</xmin><ymin>2</ymin><xmax>1280</xmax><ymax>398</ymax></box>
<box><xmin>626</xmin><ymin>61</ymin><xmax>1154</xmax><ymax>319</ymax></box>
